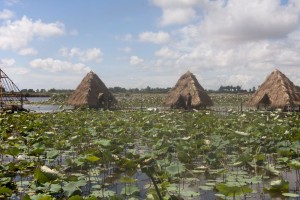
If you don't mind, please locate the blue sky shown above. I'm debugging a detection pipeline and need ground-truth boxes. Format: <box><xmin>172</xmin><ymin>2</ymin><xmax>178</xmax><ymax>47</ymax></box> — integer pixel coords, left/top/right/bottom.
<box><xmin>0</xmin><ymin>0</ymin><xmax>300</xmax><ymax>90</ymax></box>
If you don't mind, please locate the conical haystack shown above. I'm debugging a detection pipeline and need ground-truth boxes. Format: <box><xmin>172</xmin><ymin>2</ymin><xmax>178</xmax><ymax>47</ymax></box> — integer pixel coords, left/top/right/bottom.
<box><xmin>67</xmin><ymin>71</ymin><xmax>116</xmax><ymax>108</ymax></box>
<box><xmin>247</xmin><ymin>69</ymin><xmax>300</xmax><ymax>109</ymax></box>
<box><xmin>164</xmin><ymin>71</ymin><xmax>213</xmax><ymax>109</ymax></box>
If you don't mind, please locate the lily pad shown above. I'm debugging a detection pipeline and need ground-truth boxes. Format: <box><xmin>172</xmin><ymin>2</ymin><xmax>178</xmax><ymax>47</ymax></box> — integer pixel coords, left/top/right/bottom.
<box><xmin>282</xmin><ymin>193</ymin><xmax>300</xmax><ymax>197</ymax></box>
<box><xmin>121</xmin><ymin>185</ymin><xmax>139</xmax><ymax>196</ymax></box>
<box><xmin>166</xmin><ymin>162</ymin><xmax>185</xmax><ymax>176</ymax></box>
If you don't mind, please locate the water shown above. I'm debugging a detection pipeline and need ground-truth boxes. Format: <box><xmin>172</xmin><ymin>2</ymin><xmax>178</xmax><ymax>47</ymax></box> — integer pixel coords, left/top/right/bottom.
<box><xmin>26</xmin><ymin>97</ymin><xmax>50</xmax><ymax>103</ymax></box>
<box><xmin>23</xmin><ymin>97</ymin><xmax>73</xmax><ymax>113</ymax></box>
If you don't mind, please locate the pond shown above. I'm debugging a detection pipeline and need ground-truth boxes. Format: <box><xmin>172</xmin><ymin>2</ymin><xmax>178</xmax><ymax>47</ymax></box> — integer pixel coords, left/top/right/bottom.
<box><xmin>0</xmin><ymin>109</ymin><xmax>299</xmax><ymax>199</ymax></box>
<box><xmin>23</xmin><ymin>97</ymin><xmax>73</xmax><ymax>113</ymax></box>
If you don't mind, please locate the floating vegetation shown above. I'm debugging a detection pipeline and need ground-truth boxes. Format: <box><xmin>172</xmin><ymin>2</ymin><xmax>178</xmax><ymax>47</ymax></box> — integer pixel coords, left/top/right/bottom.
<box><xmin>0</xmin><ymin>107</ymin><xmax>300</xmax><ymax>199</ymax></box>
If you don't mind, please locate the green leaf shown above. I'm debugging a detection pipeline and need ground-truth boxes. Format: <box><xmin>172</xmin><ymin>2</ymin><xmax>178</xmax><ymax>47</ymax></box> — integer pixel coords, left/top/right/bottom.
<box><xmin>288</xmin><ymin>160</ymin><xmax>300</xmax><ymax>170</ymax></box>
<box><xmin>37</xmin><ymin>195</ymin><xmax>54</xmax><ymax>200</ymax></box>
<box><xmin>63</xmin><ymin>180</ymin><xmax>87</xmax><ymax>197</ymax></box>
<box><xmin>34</xmin><ymin>167</ymin><xmax>51</xmax><ymax>184</ymax></box>
<box><xmin>68</xmin><ymin>195</ymin><xmax>84</xmax><ymax>200</ymax></box>
<box><xmin>119</xmin><ymin>176</ymin><xmax>136</xmax><ymax>184</ymax></box>
<box><xmin>264</xmin><ymin>165</ymin><xmax>281</xmax><ymax>176</ymax></box>
<box><xmin>165</xmin><ymin>162</ymin><xmax>185</xmax><ymax>176</ymax></box>
<box><xmin>22</xmin><ymin>194</ymin><xmax>32</xmax><ymax>200</ymax></box>
<box><xmin>216</xmin><ymin>182</ymin><xmax>252</xmax><ymax>196</ymax></box>
<box><xmin>49</xmin><ymin>183</ymin><xmax>62</xmax><ymax>193</ymax></box>
<box><xmin>6</xmin><ymin>146</ymin><xmax>22</xmax><ymax>157</ymax></box>
<box><xmin>46</xmin><ymin>150</ymin><xmax>60</xmax><ymax>159</ymax></box>
<box><xmin>121</xmin><ymin>185</ymin><xmax>139</xmax><ymax>196</ymax></box>
<box><xmin>282</xmin><ymin>193</ymin><xmax>300</xmax><ymax>197</ymax></box>
<box><xmin>94</xmin><ymin>139</ymin><xmax>111</xmax><ymax>147</ymax></box>
<box><xmin>264</xmin><ymin>179</ymin><xmax>289</xmax><ymax>193</ymax></box>
<box><xmin>0</xmin><ymin>186</ymin><xmax>12</xmax><ymax>196</ymax></box>
<box><xmin>180</xmin><ymin>190</ymin><xmax>200</xmax><ymax>197</ymax></box>
<box><xmin>199</xmin><ymin>185</ymin><xmax>214</xmax><ymax>191</ymax></box>
<box><xmin>85</xmin><ymin>155</ymin><xmax>100</xmax><ymax>162</ymax></box>
<box><xmin>91</xmin><ymin>190</ymin><xmax>116</xmax><ymax>198</ymax></box>
<box><xmin>85</xmin><ymin>196</ymin><xmax>98</xmax><ymax>200</ymax></box>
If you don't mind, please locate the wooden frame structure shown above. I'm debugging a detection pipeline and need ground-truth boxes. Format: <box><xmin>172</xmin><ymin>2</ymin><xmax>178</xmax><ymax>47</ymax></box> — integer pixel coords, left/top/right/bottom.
<box><xmin>0</xmin><ymin>68</ymin><xmax>28</xmax><ymax>111</ymax></box>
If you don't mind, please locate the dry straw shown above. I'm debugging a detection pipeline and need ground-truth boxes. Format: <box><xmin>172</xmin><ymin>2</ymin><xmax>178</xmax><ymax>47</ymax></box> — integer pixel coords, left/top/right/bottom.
<box><xmin>67</xmin><ymin>71</ymin><xmax>116</xmax><ymax>108</ymax></box>
<box><xmin>163</xmin><ymin>71</ymin><xmax>213</xmax><ymax>109</ymax></box>
<box><xmin>247</xmin><ymin>69</ymin><xmax>300</xmax><ymax>109</ymax></box>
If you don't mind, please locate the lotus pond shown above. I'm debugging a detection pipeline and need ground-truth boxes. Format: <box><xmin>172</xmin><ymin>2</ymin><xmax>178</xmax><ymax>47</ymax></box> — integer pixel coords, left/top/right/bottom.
<box><xmin>1</xmin><ymin>108</ymin><xmax>300</xmax><ymax>200</ymax></box>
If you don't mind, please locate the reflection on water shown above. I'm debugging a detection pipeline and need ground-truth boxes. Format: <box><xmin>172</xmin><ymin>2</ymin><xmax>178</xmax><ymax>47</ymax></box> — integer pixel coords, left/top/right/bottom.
<box><xmin>24</xmin><ymin>97</ymin><xmax>73</xmax><ymax>112</ymax></box>
<box><xmin>23</xmin><ymin>104</ymin><xmax>73</xmax><ymax>113</ymax></box>
<box><xmin>26</xmin><ymin>97</ymin><xmax>50</xmax><ymax>103</ymax></box>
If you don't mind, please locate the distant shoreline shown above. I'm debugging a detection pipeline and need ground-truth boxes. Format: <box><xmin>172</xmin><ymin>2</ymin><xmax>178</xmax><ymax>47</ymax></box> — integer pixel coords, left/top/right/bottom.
<box><xmin>24</xmin><ymin>93</ymin><xmax>51</xmax><ymax>97</ymax></box>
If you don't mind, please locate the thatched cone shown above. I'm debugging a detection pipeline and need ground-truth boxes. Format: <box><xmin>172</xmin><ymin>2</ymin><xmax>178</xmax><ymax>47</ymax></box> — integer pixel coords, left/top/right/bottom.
<box><xmin>247</xmin><ymin>69</ymin><xmax>300</xmax><ymax>109</ymax></box>
<box><xmin>67</xmin><ymin>71</ymin><xmax>116</xmax><ymax>108</ymax></box>
<box><xmin>164</xmin><ymin>71</ymin><xmax>213</xmax><ymax>109</ymax></box>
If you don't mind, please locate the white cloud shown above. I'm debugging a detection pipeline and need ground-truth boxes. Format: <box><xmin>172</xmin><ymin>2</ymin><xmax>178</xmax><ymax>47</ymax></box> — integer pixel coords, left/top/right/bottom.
<box><xmin>0</xmin><ymin>16</ymin><xmax>64</xmax><ymax>52</ymax></box>
<box><xmin>155</xmin><ymin>47</ymin><xmax>180</xmax><ymax>58</ymax></box>
<box><xmin>0</xmin><ymin>58</ymin><xmax>15</xmax><ymax>67</ymax></box>
<box><xmin>201</xmin><ymin>0</ymin><xmax>300</xmax><ymax>41</ymax></box>
<box><xmin>151</xmin><ymin>0</ymin><xmax>200</xmax><ymax>8</ymax></box>
<box><xmin>160</xmin><ymin>8</ymin><xmax>197</xmax><ymax>26</ymax></box>
<box><xmin>151</xmin><ymin>0</ymin><xmax>201</xmax><ymax>25</ymax></box>
<box><xmin>147</xmin><ymin>0</ymin><xmax>300</xmax><ymax>90</ymax></box>
<box><xmin>0</xmin><ymin>58</ymin><xmax>29</xmax><ymax>75</ymax></box>
<box><xmin>139</xmin><ymin>31</ymin><xmax>170</xmax><ymax>44</ymax></box>
<box><xmin>119</xmin><ymin>47</ymin><xmax>132</xmax><ymax>53</ymax></box>
<box><xmin>227</xmin><ymin>74</ymin><xmax>253</xmax><ymax>88</ymax></box>
<box><xmin>0</xmin><ymin>9</ymin><xmax>14</xmax><ymax>20</ymax></box>
<box><xmin>130</xmin><ymin>56</ymin><xmax>144</xmax><ymax>66</ymax></box>
<box><xmin>18</xmin><ymin>47</ymin><xmax>38</xmax><ymax>55</ymax></box>
<box><xmin>59</xmin><ymin>47</ymin><xmax>103</xmax><ymax>63</ymax></box>
<box><xmin>29</xmin><ymin>58</ymin><xmax>91</xmax><ymax>73</ymax></box>
<box><xmin>81</xmin><ymin>48</ymin><xmax>103</xmax><ymax>62</ymax></box>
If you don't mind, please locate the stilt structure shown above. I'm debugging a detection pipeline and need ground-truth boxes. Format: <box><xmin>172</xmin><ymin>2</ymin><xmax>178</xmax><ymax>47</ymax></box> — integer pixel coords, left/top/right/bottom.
<box><xmin>0</xmin><ymin>68</ymin><xmax>28</xmax><ymax>112</ymax></box>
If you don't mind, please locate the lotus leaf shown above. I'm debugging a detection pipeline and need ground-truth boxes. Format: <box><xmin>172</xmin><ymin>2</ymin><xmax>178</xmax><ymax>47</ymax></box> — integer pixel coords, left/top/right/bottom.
<box><xmin>216</xmin><ymin>182</ymin><xmax>252</xmax><ymax>197</ymax></box>
<box><xmin>68</xmin><ymin>195</ymin><xmax>84</xmax><ymax>200</ymax></box>
<box><xmin>0</xmin><ymin>186</ymin><xmax>12</xmax><ymax>197</ymax></box>
<box><xmin>121</xmin><ymin>185</ymin><xmax>139</xmax><ymax>196</ymax></box>
<box><xmin>94</xmin><ymin>139</ymin><xmax>111</xmax><ymax>147</ymax></box>
<box><xmin>62</xmin><ymin>180</ymin><xmax>87</xmax><ymax>197</ymax></box>
<box><xmin>91</xmin><ymin>189</ymin><xmax>116</xmax><ymax>198</ymax></box>
<box><xmin>34</xmin><ymin>166</ymin><xmax>59</xmax><ymax>184</ymax></box>
<box><xmin>46</xmin><ymin>150</ymin><xmax>60</xmax><ymax>160</ymax></box>
<box><xmin>288</xmin><ymin>159</ymin><xmax>300</xmax><ymax>170</ymax></box>
<box><xmin>180</xmin><ymin>190</ymin><xmax>200</xmax><ymax>198</ymax></box>
<box><xmin>264</xmin><ymin>179</ymin><xmax>289</xmax><ymax>193</ymax></box>
<box><xmin>165</xmin><ymin>162</ymin><xmax>185</xmax><ymax>176</ymax></box>
<box><xmin>119</xmin><ymin>176</ymin><xmax>136</xmax><ymax>184</ymax></box>
<box><xmin>85</xmin><ymin>155</ymin><xmax>100</xmax><ymax>162</ymax></box>
<box><xmin>282</xmin><ymin>192</ymin><xmax>300</xmax><ymax>197</ymax></box>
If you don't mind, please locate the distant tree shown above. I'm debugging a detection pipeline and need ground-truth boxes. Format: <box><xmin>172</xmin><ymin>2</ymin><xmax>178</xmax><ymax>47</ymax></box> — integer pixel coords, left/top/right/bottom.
<box><xmin>48</xmin><ymin>88</ymin><xmax>56</xmax><ymax>93</ymax></box>
<box><xmin>218</xmin><ymin>85</ymin><xmax>247</xmax><ymax>93</ymax></box>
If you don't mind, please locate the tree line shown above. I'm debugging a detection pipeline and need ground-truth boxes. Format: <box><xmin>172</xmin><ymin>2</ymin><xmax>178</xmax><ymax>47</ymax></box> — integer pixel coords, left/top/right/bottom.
<box><xmin>217</xmin><ymin>85</ymin><xmax>256</xmax><ymax>93</ymax></box>
<box><xmin>108</xmin><ymin>86</ymin><xmax>171</xmax><ymax>93</ymax></box>
<box><xmin>20</xmin><ymin>85</ymin><xmax>255</xmax><ymax>96</ymax></box>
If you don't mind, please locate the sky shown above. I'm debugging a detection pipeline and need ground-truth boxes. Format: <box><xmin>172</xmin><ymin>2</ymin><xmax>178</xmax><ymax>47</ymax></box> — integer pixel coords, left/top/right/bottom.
<box><xmin>0</xmin><ymin>0</ymin><xmax>300</xmax><ymax>91</ymax></box>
